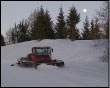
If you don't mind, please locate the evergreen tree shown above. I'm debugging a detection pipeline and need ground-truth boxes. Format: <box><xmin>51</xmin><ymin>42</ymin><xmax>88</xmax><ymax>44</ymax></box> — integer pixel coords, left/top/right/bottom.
<box><xmin>66</xmin><ymin>6</ymin><xmax>80</xmax><ymax>41</ymax></box>
<box><xmin>82</xmin><ymin>16</ymin><xmax>91</xmax><ymax>40</ymax></box>
<box><xmin>75</xmin><ymin>28</ymin><xmax>81</xmax><ymax>40</ymax></box>
<box><xmin>33</xmin><ymin>6</ymin><xmax>47</xmax><ymax>40</ymax></box>
<box><xmin>94</xmin><ymin>17</ymin><xmax>101</xmax><ymax>39</ymax></box>
<box><xmin>90</xmin><ymin>19</ymin><xmax>95</xmax><ymax>40</ymax></box>
<box><xmin>28</xmin><ymin>9</ymin><xmax>38</xmax><ymax>40</ymax></box>
<box><xmin>1</xmin><ymin>34</ymin><xmax>5</xmax><ymax>46</ymax></box>
<box><xmin>44</xmin><ymin>10</ymin><xmax>54</xmax><ymax>39</ymax></box>
<box><xmin>17</xmin><ymin>20</ymin><xmax>29</xmax><ymax>42</ymax></box>
<box><xmin>24</xmin><ymin>20</ymin><xmax>31</xmax><ymax>41</ymax></box>
<box><xmin>32</xmin><ymin>6</ymin><xmax>54</xmax><ymax>40</ymax></box>
<box><xmin>6</xmin><ymin>21</ymin><xmax>30</xmax><ymax>44</ymax></box>
<box><xmin>90</xmin><ymin>18</ymin><xmax>101</xmax><ymax>40</ymax></box>
<box><xmin>55</xmin><ymin>7</ymin><xmax>67</xmax><ymax>39</ymax></box>
<box><xmin>11</xmin><ymin>28</ymin><xmax>16</xmax><ymax>44</ymax></box>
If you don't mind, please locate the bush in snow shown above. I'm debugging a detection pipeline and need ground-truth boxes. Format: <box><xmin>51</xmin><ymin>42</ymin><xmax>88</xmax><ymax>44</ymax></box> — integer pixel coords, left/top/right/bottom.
<box><xmin>93</xmin><ymin>39</ymin><xmax>108</xmax><ymax>62</ymax></box>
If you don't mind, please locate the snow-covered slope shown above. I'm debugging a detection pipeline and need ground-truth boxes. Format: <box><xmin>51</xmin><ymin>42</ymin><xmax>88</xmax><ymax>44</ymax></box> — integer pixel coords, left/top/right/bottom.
<box><xmin>1</xmin><ymin>39</ymin><xmax>108</xmax><ymax>87</ymax></box>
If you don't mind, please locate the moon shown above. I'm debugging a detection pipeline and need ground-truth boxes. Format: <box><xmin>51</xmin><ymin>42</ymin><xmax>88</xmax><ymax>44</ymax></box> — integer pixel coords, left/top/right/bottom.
<box><xmin>83</xmin><ymin>9</ymin><xmax>87</xmax><ymax>13</ymax></box>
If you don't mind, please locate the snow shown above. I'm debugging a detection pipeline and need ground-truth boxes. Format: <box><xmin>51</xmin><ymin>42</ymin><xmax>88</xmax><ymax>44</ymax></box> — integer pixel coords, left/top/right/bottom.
<box><xmin>1</xmin><ymin>39</ymin><xmax>108</xmax><ymax>87</ymax></box>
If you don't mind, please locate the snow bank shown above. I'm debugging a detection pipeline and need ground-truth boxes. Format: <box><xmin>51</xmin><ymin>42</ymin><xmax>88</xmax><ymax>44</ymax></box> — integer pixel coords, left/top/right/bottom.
<box><xmin>1</xmin><ymin>39</ymin><xmax>108</xmax><ymax>87</ymax></box>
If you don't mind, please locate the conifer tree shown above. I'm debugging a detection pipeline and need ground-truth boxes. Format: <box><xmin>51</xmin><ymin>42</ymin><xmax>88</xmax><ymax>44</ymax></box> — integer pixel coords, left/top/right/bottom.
<box><xmin>82</xmin><ymin>16</ymin><xmax>91</xmax><ymax>40</ymax></box>
<box><xmin>33</xmin><ymin>6</ymin><xmax>47</xmax><ymax>40</ymax></box>
<box><xmin>44</xmin><ymin>10</ymin><xmax>54</xmax><ymax>39</ymax></box>
<box><xmin>28</xmin><ymin>9</ymin><xmax>38</xmax><ymax>40</ymax></box>
<box><xmin>17</xmin><ymin>20</ymin><xmax>29</xmax><ymax>42</ymax></box>
<box><xmin>11</xmin><ymin>28</ymin><xmax>16</xmax><ymax>44</ymax></box>
<box><xmin>94</xmin><ymin>17</ymin><xmax>101</xmax><ymax>39</ymax></box>
<box><xmin>90</xmin><ymin>19</ymin><xmax>95</xmax><ymax>40</ymax></box>
<box><xmin>66</xmin><ymin>6</ymin><xmax>80</xmax><ymax>41</ymax></box>
<box><xmin>32</xmin><ymin>6</ymin><xmax>54</xmax><ymax>40</ymax></box>
<box><xmin>90</xmin><ymin>18</ymin><xmax>101</xmax><ymax>40</ymax></box>
<box><xmin>55</xmin><ymin>7</ymin><xmax>67</xmax><ymax>39</ymax></box>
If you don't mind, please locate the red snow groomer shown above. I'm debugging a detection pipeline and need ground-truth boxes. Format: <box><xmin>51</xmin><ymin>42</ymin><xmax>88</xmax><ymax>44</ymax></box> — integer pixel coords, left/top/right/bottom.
<box><xmin>13</xmin><ymin>47</ymin><xmax>64</xmax><ymax>68</ymax></box>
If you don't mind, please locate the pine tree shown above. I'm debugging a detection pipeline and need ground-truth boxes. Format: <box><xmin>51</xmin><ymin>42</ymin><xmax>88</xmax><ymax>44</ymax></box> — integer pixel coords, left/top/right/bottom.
<box><xmin>6</xmin><ymin>21</ymin><xmax>30</xmax><ymax>44</ymax></box>
<box><xmin>32</xmin><ymin>6</ymin><xmax>54</xmax><ymax>40</ymax></box>
<box><xmin>24</xmin><ymin>20</ymin><xmax>31</xmax><ymax>41</ymax></box>
<box><xmin>11</xmin><ymin>28</ymin><xmax>16</xmax><ymax>44</ymax></box>
<box><xmin>75</xmin><ymin>28</ymin><xmax>81</xmax><ymax>40</ymax></box>
<box><xmin>67</xmin><ymin>6</ymin><xmax>80</xmax><ymax>41</ymax></box>
<box><xmin>44</xmin><ymin>10</ymin><xmax>54</xmax><ymax>39</ymax></box>
<box><xmin>94</xmin><ymin>17</ymin><xmax>101</xmax><ymax>39</ymax></box>
<box><xmin>1</xmin><ymin>34</ymin><xmax>5</xmax><ymax>46</ymax></box>
<box><xmin>82</xmin><ymin>16</ymin><xmax>91</xmax><ymax>40</ymax></box>
<box><xmin>28</xmin><ymin>9</ymin><xmax>39</xmax><ymax>40</ymax></box>
<box><xmin>55</xmin><ymin>7</ymin><xmax>67</xmax><ymax>39</ymax></box>
<box><xmin>32</xmin><ymin>6</ymin><xmax>46</xmax><ymax>40</ymax></box>
<box><xmin>90</xmin><ymin>19</ymin><xmax>95</xmax><ymax>40</ymax></box>
<box><xmin>17</xmin><ymin>20</ymin><xmax>29</xmax><ymax>42</ymax></box>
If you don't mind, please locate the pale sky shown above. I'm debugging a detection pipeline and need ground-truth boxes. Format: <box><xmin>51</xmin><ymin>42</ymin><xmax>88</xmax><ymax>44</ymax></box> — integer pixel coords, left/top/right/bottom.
<box><xmin>1</xmin><ymin>1</ymin><xmax>104</xmax><ymax>37</ymax></box>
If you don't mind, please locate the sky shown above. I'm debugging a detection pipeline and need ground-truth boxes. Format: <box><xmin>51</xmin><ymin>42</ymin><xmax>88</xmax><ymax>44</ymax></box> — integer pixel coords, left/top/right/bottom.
<box><xmin>1</xmin><ymin>1</ymin><xmax>104</xmax><ymax>37</ymax></box>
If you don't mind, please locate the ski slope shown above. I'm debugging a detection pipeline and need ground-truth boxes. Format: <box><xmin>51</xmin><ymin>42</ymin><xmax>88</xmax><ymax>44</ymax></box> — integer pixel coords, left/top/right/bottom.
<box><xmin>1</xmin><ymin>39</ymin><xmax>108</xmax><ymax>87</ymax></box>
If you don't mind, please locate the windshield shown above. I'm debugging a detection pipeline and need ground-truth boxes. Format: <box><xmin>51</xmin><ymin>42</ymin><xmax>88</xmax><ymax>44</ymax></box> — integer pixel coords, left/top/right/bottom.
<box><xmin>36</xmin><ymin>48</ymin><xmax>51</xmax><ymax>58</ymax></box>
